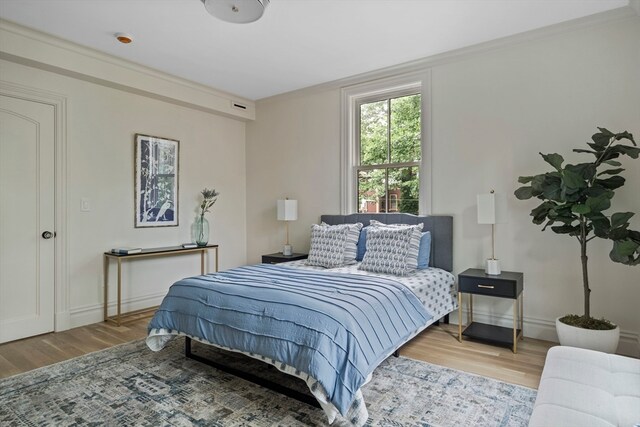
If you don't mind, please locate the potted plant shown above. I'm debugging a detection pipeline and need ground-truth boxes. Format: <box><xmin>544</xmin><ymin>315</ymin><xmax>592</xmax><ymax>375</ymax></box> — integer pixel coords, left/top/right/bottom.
<box><xmin>514</xmin><ymin>127</ymin><xmax>639</xmax><ymax>353</ymax></box>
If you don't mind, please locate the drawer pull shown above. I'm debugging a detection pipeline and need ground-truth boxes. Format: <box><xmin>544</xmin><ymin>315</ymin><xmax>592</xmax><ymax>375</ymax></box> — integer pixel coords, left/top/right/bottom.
<box><xmin>478</xmin><ymin>284</ymin><xmax>495</xmax><ymax>289</ymax></box>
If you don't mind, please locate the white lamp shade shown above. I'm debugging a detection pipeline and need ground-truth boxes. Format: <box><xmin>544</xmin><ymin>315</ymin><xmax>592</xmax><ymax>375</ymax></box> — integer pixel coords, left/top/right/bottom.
<box><xmin>477</xmin><ymin>192</ymin><xmax>507</xmax><ymax>224</ymax></box>
<box><xmin>277</xmin><ymin>199</ymin><xmax>298</xmax><ymax>221</ymax></box>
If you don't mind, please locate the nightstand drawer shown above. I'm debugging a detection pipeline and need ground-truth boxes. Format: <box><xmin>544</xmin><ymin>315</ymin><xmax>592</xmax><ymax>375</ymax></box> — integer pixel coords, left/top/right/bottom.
<box><xmin>458</xmin><ymin>276</ymin><xmax>517</xmax><ymax>298</ymax></box>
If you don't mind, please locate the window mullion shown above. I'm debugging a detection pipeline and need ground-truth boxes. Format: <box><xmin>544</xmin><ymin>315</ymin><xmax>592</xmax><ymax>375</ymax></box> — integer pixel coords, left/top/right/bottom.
<box><xmin>386</xmin><ymin>99</ymin><xmax>391</xmax><ymax>164</ymax></box>
<box><xmin>357</xmin><ymin>161</ymin><xmax>419</xmax><ymax>171</ymax></box>
<box><xmin>384</xmin><ymin>168</ymin><xmax>389</xmax><ymax>213</ymax></box>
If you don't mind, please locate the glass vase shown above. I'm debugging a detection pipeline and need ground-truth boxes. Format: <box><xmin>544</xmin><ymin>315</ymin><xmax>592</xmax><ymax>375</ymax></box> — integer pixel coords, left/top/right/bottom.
<box><xmin>193</xmin><ymin>216</ymin><xmax>209</xmax><ymax>247</ymax></box>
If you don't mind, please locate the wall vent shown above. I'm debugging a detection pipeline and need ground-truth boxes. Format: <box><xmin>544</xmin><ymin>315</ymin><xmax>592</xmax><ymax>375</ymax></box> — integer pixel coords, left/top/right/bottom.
<box><xmin>231</xmin><ymin>101</ymin><xmax>247</xmax><ymax>110</ymax></box>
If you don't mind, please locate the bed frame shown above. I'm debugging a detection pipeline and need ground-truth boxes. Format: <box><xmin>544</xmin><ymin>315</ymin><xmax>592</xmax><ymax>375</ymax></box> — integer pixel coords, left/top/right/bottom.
<box><xmin>185</xmin><ymin>213</ymin><xmax>454</xmax><ymax>410</ymax></box>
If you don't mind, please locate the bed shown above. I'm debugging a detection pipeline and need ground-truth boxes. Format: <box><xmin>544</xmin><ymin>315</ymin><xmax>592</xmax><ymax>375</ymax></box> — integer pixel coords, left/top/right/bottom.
<box><xmin>146</xmin><ymin>213</ymin><xmax>456</xmax><ymax>426</ymax></box>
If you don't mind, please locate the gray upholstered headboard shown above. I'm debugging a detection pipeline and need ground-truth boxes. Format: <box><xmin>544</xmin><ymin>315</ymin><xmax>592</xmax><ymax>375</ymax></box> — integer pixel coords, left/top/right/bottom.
<box><xmin>320</xmin><ymin>213</ymin><xmax>453</xmax><ymax>272</ymax></box>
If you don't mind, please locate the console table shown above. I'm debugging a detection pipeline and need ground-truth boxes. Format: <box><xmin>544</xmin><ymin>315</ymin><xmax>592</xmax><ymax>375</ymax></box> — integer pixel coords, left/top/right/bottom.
<box><xmin>103</xmin><ymin>245</ymin><xmax>218</xmax><ymax>326</ymax></box>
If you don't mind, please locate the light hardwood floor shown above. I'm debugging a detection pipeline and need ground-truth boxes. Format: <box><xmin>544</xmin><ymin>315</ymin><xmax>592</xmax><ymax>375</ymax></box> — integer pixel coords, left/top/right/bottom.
<box><xmin>0</xmin><ymin>317</ymin><xmax>554</xmax><ymax>388</ymax></box>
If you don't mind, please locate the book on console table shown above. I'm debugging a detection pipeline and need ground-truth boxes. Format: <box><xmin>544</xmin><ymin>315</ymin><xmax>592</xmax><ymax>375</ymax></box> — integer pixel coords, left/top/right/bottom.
<box><xmin>110</xmin><ymin>247</ymin><xmax>142</xmax><ymax>254</ymax></box>
<box><xmin>181</xmin><ymin>243</ymin><xmax>198</xmax><ymax>248</ymax></box>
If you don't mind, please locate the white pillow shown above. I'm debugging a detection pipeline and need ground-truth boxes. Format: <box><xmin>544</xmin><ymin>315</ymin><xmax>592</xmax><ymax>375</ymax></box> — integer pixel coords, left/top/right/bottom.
<box><xmin>306</xmin><ymin>222</ymin><xmax>362</xmax><ymax>268</ymax></box>
<box><xmin>358</xmin><ymin>223</ymin><xmax>423</xmax><ymax>275</ymax></box>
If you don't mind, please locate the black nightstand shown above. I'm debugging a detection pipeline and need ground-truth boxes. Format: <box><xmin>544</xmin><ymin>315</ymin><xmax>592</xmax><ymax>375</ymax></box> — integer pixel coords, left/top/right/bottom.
<box><xmin>457</xmin><ymin>268</ymin><xmax>524</xmax><ymax>353</ymax></box>
<box><xmin>261</xmin><ymin>252</ymin><xmax>308</xmax><ymax>264</ymax></box>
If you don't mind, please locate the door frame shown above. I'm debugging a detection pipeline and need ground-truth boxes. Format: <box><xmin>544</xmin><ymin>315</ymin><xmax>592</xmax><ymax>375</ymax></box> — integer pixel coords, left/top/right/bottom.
<box><xmin>1</xmin><ymin>81</ymin><xmax>69</xmax><ymax>332</ymax></box>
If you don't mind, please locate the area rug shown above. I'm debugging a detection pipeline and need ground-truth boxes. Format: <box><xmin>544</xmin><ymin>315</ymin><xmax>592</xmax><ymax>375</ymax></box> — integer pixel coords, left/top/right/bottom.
<box><xmin>0</xmin><ymin>338</ymin><xmax>536</xmax><ymax>426</ymax></box>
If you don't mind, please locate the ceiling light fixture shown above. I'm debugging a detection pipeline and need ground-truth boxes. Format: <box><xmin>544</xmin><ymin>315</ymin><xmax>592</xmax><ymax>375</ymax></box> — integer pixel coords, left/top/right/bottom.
<box><xmin>201</xmin><ymin>0</ymin><xmax>270</xmax><ymax>24</ymax></box>
<box><xmin>115</xmin><ymin>33</ymin><xmax>133</xmax><ymax>44</ymax></box>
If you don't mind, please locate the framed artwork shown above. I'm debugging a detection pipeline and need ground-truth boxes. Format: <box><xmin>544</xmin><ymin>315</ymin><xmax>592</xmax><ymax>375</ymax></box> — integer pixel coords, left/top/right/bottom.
<box><xmin>134</xmin><ymin>134</ymin><xmax>179</xmax><ymax>227</ymax></box>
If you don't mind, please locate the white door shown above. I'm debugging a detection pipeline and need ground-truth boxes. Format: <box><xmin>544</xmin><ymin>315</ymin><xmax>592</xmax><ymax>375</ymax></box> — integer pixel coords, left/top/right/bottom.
<box><xmin>0</xmin><ymin>94</ymin><xmax>55</xmax><ymax>343</ymax></box>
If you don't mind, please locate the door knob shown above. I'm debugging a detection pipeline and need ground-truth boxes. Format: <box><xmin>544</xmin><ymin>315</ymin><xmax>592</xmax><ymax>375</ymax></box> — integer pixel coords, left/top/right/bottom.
<box><xmin>42</xmin><ymin>231</ymin><xmax>54</xmax><ymax>239</ymax></box>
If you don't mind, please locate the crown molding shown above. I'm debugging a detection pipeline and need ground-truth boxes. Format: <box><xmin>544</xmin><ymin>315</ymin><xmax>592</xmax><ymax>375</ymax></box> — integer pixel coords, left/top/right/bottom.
<box><xmin>0</xmin><ymin>19</ymin><xmax>255</xmax><ymax>121</ymax></box>
<box><xmin>257</xmin><ymin>4</ymin><xmax>638</xmax><ymax>106</ymax></box>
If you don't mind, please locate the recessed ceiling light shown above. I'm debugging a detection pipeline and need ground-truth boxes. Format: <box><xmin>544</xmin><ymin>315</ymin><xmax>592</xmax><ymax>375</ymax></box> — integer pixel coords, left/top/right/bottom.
<box><xmin>115</xmin><ymin>33</ymin><xmax>133</xmax><ymax>44</ymax></box>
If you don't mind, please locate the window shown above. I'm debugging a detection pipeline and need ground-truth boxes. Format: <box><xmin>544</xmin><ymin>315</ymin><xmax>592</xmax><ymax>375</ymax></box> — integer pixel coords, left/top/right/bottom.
<box><xmin>357</xmin><ymin>93</ymin><xmax>421</xmax><ymax>214</ymax></box>
<box><xmin>341</xmin><ymin>72</ymin><xmax>430</xmax><ymax>215</ymax></box>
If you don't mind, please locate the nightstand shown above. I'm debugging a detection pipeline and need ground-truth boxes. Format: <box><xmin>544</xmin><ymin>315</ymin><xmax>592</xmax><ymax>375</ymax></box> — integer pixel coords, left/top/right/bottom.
<box><xmin>261</xmin><ymin>252</ymin><xmax>308</xmax><ymax>264</ymax></box>
<box><xmin>457</xmin><ymin>268</ymin><xmax>524</xmax><ymax>353</ymax></box>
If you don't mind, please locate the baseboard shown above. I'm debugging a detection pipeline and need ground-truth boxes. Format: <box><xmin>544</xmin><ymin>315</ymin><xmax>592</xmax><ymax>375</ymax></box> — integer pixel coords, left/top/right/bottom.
<box><xmin>69</xmin><ymin>292</ymin><xmax>166</xmax><ymax>329</ymax></box>
<box><xmin>451</xmin><ymin>310</ymin><xmax>639</xmax><ymax>357</ymax></box>
<box><xmin>54</xmin><ymin>311</ymin><xmax>70</xmax><ymax>332</ymax></box>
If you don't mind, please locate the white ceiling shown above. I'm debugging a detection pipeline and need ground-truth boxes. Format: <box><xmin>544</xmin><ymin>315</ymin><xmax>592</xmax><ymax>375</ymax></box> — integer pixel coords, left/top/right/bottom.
<box><xmin>0</xmin><ymin>0</ymin><xmax>630</xmax><ymax>100</ymax></box>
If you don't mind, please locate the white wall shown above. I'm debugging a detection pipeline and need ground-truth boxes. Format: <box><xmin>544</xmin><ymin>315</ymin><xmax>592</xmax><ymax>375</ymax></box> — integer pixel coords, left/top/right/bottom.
<box><xmin>247</xmin><ymin>16</ymin><xmax>640</xmax><ymax>354</ymax></box>
<box><xmin>1</xmin><ymin>59</ymin><xmax>247</xmax><ymax>327</ymax></box>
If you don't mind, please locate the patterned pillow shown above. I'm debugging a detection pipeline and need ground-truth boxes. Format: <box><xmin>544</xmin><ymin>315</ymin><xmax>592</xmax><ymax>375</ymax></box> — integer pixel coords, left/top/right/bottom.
<box><xmin>369</xmin><ymin>220</ymin><xmax>432</xmax><ymax>268</ymax></box>
<box><xmin>358</xmin><ymin>223</ymin><xmax>423</xmax><ymax>275</ymax></box>
<box><xmin>306</xmin><ymin>223</ymin><xmax>363</xmax><ymax>268</ymax></box>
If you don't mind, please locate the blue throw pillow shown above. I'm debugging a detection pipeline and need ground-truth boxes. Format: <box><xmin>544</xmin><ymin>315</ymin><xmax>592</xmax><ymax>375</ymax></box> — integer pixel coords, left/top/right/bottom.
<box><xmin>356</xmin><ymin>227</ymin><xmax>367</xmax><ymax>261</ymax></box>
<box><xmin>417</xmin><ymin>231</ymin><xmax>431</xmax><ymax>269</ymax></box>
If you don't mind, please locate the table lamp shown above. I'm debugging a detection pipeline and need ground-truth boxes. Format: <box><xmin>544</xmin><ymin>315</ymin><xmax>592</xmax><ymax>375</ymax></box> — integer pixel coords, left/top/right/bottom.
<box><xmin>477</xmin><ymin>190</ymin><xmax>507</xmax><ymax>275</ymax></box>
<box><xmin>277</xmin><ymin>198</ymin><xmax>298</xmax><ymax>256</ymax></box>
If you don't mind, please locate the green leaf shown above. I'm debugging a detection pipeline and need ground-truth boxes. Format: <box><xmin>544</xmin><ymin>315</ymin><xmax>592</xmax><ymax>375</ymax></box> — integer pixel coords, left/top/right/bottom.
<box><xmin>530</xmin><ymin>175</ymin><xmax>546</xmax><ymax>194</ymax></box>
<box><xmin>614</xmin><ymin>131</ymin><xmax>635</xmax><ymax>145</ymax></box>
<box><xmin>571</xmin><ymin>204</ymin><xmax>590</xmax><ymax>214</ymax></box>
<box><xmin>531</xmin><ymin>203</ymin><xmax>558</xmax><ymax>226</ymax></box>
<box><xmin>597</xmin><ymin>150</ymin><xmax>621</xmax><ymax>162</ymax></box>
<box><xmin>539</xmin><ymin>174</ymin><xmax>562</xmax><ymax>201</ymax></box>
<box><xmin>597</xmin><ymin>168</ymin><xmax>625</xmax><ymax>176</ymax></box>
<box><xmin>514</xmin><ymin>186</ymin><xmax>533</xmax><ymax>200</ymax></box>
<box><xmin>540</xmin><ymin>152</ymin><xmax>564</xmax><ymax>171</ymax></box>
<box><xmin>596</xmin><ymin>127</ymin><xmax>614</xmax><ymax>135</ymax></box>
<box><xmin>595</xmin><ymin>176</ymin><xmax>625</xmax><ymax>190</ymax></box>
<box><xmin>585</xmin><ymin>194</ymin><xmax>611</xmax><ymax>213</ymax></box>
<box><xmin>585</xmin><ymin>187</ymin><xmax>611</xmax><ymax>198</ymax></box>
<box><xmin>590</xmin><ymin>213</ymin><xmax>611</xmax><ymax>238</ymax></box>
<box><xmin>551</xmin><ymin>225</ymin><xmax>580</xmax><ymax>235</ymax></box>
<box><xmin>541</xmin><ymin>220</ymin><xmax>554</xmax><ymax>231</ymax></box>
<box><xmin>518</xmin><ymin>176</ymin><xmax>534</xmax><ymax>184</ymax></box>
<box><xmin>542</xmin><ymin>185</ymin><xmax>562</xmax><ymax>201</ymax></box>
<box><xmin>610</xmin><ymin>239</ymin><xmax>639</xmax><ymax>263</ymax></box>
<box><xmin>591</xmin><ymin>130</ymin><xmax>612</xmax><ymax>147</ymax></box>
<box><xmin>603</xmin><ymin>160</ymin><xmax>622</xmax><ymax>166</ymax></box>
<box><xmin>609</xmin><ymin>144</ymin><xmax>640</xmax><ymax>159</ymax></box>
<box><xmin>611</xmin><ymin>212</ymin><xmax>634</xmax><ymax>228</ymax></box>
<box><xmin>629</xmin><ymin>230</ymin><xmax>640</xmax><ymax>244</ymax></box>
<box><xmin>609</xmin><ymin>227</ymin><xmax>629</xmax><ymax>240</ymax></box>
<box><xmin>566</xmin><ymin>163</ymin><xmax>596</xmax><ymax>181</ymax></box>
<box><xmin>587</xmin><ymin>142</ymin><xmax>606</xmax><ymax>152</ymax></box>
<box><xmin>562</xmin><ymin>169</ymin><xmax>586</xmax><ymax>190</ymax></box>
<box><xmin>573</xmin><ymin>149</ymin><xmax>596</xmax><ymax>155</ymax></box>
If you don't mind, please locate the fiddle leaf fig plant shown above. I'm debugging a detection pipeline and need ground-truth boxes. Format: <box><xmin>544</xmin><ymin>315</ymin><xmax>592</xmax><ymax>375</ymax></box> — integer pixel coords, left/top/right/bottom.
<box><xmin>515</xmin><ymin>127</ymin><xmax>640</xmax><ymax>330</ymax></box>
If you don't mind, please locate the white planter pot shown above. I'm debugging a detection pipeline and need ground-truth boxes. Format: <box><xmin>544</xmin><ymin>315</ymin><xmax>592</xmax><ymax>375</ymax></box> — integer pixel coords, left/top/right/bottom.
<box><xmin>555</xmin><ymin>317</ymin><xmax>620</xmax><ymax>353</ymax></box>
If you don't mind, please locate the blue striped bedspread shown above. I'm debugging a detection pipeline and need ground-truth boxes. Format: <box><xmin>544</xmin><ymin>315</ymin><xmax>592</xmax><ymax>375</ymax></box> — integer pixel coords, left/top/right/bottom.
<box><xmin>147</xmin><ymin>264</ymin><xmax>432</xmax><ymax>415</ymax></box>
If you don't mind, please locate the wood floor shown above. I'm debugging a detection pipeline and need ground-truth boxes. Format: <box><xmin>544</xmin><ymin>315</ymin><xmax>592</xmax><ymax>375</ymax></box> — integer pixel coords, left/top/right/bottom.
<box><xmin>0</xmin><ymin>316</ymin><xmax>554</xmax><ymax>388</ymax></box>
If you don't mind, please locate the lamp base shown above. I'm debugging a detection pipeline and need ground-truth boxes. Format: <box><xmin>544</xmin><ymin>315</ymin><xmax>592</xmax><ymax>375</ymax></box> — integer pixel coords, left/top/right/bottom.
<box><xmin>485</xmin><ymin>259</ymin><xmax>501</xmax><ymax>275</ymax></box>
<box><xmin>283</xmin><ymin>244</ymin><xmax>293</xmax><ymax>256</ymax></box>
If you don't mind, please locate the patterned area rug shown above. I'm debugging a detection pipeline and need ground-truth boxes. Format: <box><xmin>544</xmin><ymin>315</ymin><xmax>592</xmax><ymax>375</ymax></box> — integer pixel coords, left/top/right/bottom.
<box><xmin>0</xmin><ymin>338</ymin><xmax>536</xmax><ymax>426</ymax></box>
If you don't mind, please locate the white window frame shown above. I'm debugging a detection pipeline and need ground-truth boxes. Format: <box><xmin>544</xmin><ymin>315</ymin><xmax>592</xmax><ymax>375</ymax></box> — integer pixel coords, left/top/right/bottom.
<box><xmin>340</xmin><ymin>71</ymin><xmax>432</xmax><ymax>215</ymax></box>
